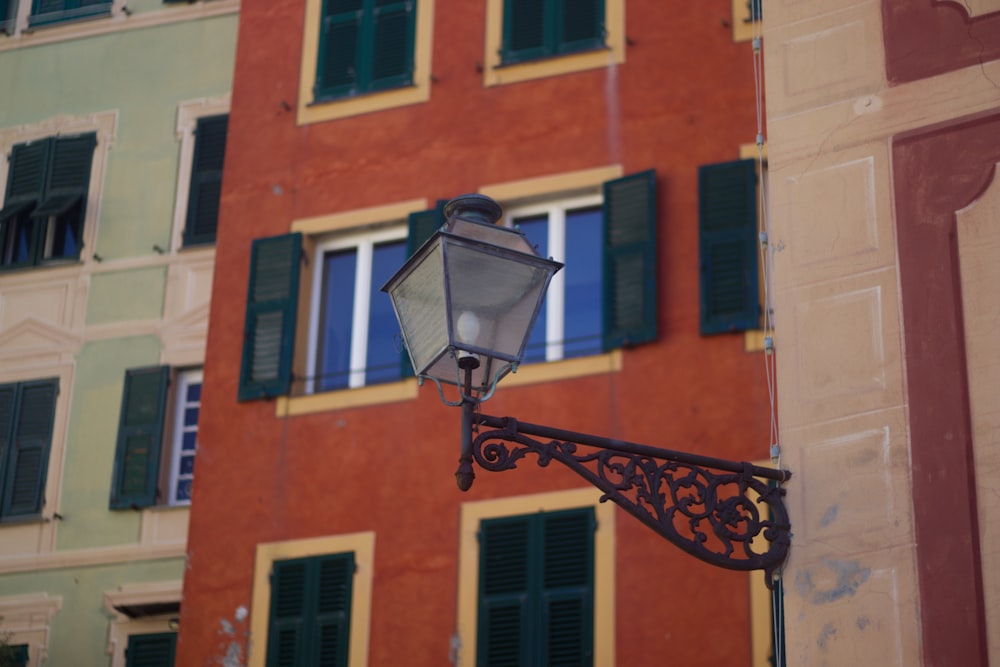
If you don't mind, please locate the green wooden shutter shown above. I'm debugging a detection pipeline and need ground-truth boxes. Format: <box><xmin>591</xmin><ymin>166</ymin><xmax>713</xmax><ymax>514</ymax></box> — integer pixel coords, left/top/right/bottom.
<box><xmin>1</xmin><ymin>0</ymin><xmax>14</xmax><ymax>35</ymax></box>
<box><xmin>479</xmin><ymin>509</ymin><xmax>595</xmax><ymax>666</ymax></box>
<box><xmin>109</xmin><ymin>367</ymin><xmax>169</xmax><ymax>509</ymax></box>
<box><xmin>502</xmin><ymin>0</ymin><xmax>548</xmax><ymax>63</ymax></box>
<box><xmin>239</xmin><ymin>234</ymin><xmax>302</xmax><ymax>401</ymax></box>
<box><xmin>1</xmin><ymin>140</ymin><xmax>49</xmax><ymax>221</ymax></box>
<box><xmin>602</xmin><ymin>170</ymin><xmax>657</xmax><ymax>350</ymax></box>
<box><xmin>268</xmin><ymin>554</ymin><xmax>354</xmax><ymax>667</ymax></box>
<box><xmin>1</xmin><ymin>379</ymin><xmax>57</xmax><ymax>518</ymax></box>
<box><xmin>316</xmin><ymin>0</ymin><xmax>363</xmax><ymax>99</ymax></box>
<box><xmin>405</xmin><ymin>201</ymin><xmax>445</xmax><ymax>258</ymax></box>
<box><xmin>125</xmin><ymin>632</ymin><xmax>177</xmax><ymax>667</ymax></box>
<box><xmin>698</xmin><ymin>159</ymin><xmax>759</xmax><ymax>335</ymax></box>
<box><xmin>30</xmin><ymin>0</ymin><xmax>111</xmax><ymax>26</ymax></box>
<box><xmin>557</xmin><ymin>0</ymin><xmax>604</xmax><ymax>55</ymax></box>
<box><xmin>370</xmin><ymin>0</ymin><xmax>415</xmax><ymax>90</ymax></box>
<box><xmin>1</xmin><ymin>644</ymin><xmax>29</xmax><ymax>667</ymax></box>
<box><xmin>0</xmin><ymin>384</ymin><xmax>15</xmax><ymax>517</ymax></box>
<box><xmin>33</xmin><ymin>134</ymin><xmax>96</xmax><ymax>232</ymax></box>
<box><xmin>315</xmin><ymin>553</ymin><xmax>355</xmax><ymax>666</ymax></box>
<box><xmin>184</xmin><ymin>115</ymin><xmax>228</xmax><ymax>246</ymax></box>
<box><xmin>478</xmin><ymin>516</ymin><xmax>533</xmax><ymax>667</ymax></box>
<box><xmin>541</xmin><ymin>509</ymin><xmax>595</xmax><ymax>667</ymax></box>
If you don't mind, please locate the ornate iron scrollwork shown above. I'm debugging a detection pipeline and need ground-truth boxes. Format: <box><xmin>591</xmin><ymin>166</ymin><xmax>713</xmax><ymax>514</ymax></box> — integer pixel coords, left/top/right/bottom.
<box><xmin>461</xmin><ymin>414</ymin><xmax>791</xmax><ymax>585</ymax></box>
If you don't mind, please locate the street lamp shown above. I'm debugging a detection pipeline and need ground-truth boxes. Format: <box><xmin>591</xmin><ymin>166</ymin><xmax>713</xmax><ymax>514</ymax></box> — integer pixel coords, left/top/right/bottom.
<box><xmin>382</xmin><ymin>194</ymin><xmax>791</xmax><ymax>581</ymax></box>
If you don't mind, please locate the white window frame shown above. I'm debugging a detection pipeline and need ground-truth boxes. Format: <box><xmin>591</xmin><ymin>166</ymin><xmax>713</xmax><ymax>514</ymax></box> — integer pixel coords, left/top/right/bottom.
<box><xmin>504</xmin><ymin>194</ymin><xmax>603</xmax><ymax>362</ymax></box>
<box><xmin>166</xmin><ymin>368</ymin><xmax>201</xmax><ymax>506</ymax></box>
<box><xmin>306</xmin><ymin>226</ymin><xmax>407</xmax><ymax>394</ymax></box>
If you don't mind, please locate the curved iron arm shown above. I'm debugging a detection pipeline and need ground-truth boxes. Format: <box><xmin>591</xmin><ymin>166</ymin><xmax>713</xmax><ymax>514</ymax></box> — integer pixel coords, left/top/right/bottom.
<box><xmin>456</xmin><ymin>406</ymin><xmax>792</xmax><ymax>585</ymax></box>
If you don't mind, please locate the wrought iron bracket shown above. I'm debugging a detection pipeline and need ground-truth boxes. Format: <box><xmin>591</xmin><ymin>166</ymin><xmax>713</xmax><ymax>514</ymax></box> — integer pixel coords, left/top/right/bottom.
<box><xmin>456</xmin><ymin>400</ymin><xmax>792</xmax><ymax>585</ymax></box>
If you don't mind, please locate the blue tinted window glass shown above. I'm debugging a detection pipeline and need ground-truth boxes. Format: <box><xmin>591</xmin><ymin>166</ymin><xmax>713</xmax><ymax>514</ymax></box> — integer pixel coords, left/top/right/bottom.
<box><xmin>318</xmin><ymin>249</ymin><xmax>358</xmax><ymax>391</ymax></box>
<box><xmin>175</xmin><ymin>479</ymin><xmax>192</xmax><ymax>501</ymax></box>
<box><xmin>516</xmin><ymin>215</ymin><xmax>548</xmax><ymax>362</ymax></box>
<box><xmin>50</xmin><ymin>209</ymin><xmax>81</xmax><ymax>259</ymax></box>
<box><xmin>186</xmin><ymin>383</ymin><xmax>202</xmax><ymax>402</ymax></box>
<box><xmin>179</xmin><ymin>455</ymin><xmax>195</xmax><ymax>475</ymax></box>
<box><xmin>184</xmin><ymin>406</ymin><xmax>199</xmax><ymax>427</ymax></box>
<box><xmin>366</xmin><ymin>240</ymin><xmax>407</xmax><ymax>385</ymax></box>
<box><xmin>182</xmin><ymin>431</ymin><xmax>197</xmax><ymax>451</ymax></box>
<box><xmin>11</xmin><ymin>216</ymin><xmax>34</xmax><ymax>263</ymax></box>
<box><xmin>563</xmin><ymin>207</ymin><xmax>603</xmax><ymax>358</ymax></box>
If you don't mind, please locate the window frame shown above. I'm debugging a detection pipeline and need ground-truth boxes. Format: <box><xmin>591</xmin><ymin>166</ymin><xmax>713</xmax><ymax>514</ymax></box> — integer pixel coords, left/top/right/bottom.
<box><xmin>482</xmin><ymin>0</ymin><xmax>624</xmax><ymax>87</ymax></box>
<box><xmin>306</xmin><ymin>226</ymin><xmax>408</xmax><ymax>394</ymax></box>
<box><xmin>296</xmin><ymin>0</ymin><xmax>435</xmax><ymax>124</ymax></box>
<box><xmin>165</xmin><ymin>368</ymin><xmax>200</xmax><ymax>507</ymax></box>
<box><xmin>249</xmin><ymin>532</ymin><xmax>374</xmax><ymax>667</ymax></box>
<box><xmin>456</xmin><ymin>488</ymin><xmax>614</xmax><ymax>667</ymax></box>
<box><xmin>503</xmin><ymin>194</ymin><xmax>603</xmax><ymax>363</ymax></box>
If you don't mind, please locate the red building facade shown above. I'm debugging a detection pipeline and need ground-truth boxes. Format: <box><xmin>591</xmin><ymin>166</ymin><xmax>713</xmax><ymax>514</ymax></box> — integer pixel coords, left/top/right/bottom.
<box><xmin>178</xmin><ymin>1</ymin><xmax>774</xmax><ymax>665</ymax></box>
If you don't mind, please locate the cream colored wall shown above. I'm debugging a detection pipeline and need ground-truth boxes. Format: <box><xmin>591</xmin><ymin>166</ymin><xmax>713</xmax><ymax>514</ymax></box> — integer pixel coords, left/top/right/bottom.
<box><xmin>956</xmin><ymin>175</ymin><xmax>1000</xmax><ymax>663</ymax></box>
<box><xmin>763</xmin><ymin>1</ymin><xmax>985</xmax><ymax>664</ymax></box>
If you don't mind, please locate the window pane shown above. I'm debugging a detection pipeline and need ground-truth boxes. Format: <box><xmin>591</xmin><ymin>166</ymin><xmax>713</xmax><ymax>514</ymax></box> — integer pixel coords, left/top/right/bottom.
<box><xmin>366</xmin><ymin>240</ymin><xmax>406</xmax><ymax>385</ymax></box>
<box><xmin>184</xmin><ymin>406</ymin><xmax>199</xmax><ymax>427</ymax></box>
<box><xmin>516</xmin><ymin>215</ymin><xmax>548</xmax><ymax>363</ymax></box>
<box><xmin>182</xmin><ymin>431</ymin><xmax>197</xmax><ymax>451</ymax></box>
<box><xmin>318</xmin><ymin>249</ymin><xmax>358</xmax><ymax>391</ymax></box>
<box><xmin>563</xmin><ymin>207</ymin><xmax>602</xmax><ymax>358</ymax></box>
<box><xmin>7</xmin><ymin>215</ymin><xmax>35</xmax><ymax>264</ymax></box>
<box><xmin>48</xmin><ymin>206</ymin><xmax>82</xmax><ymax>259</ymax></box>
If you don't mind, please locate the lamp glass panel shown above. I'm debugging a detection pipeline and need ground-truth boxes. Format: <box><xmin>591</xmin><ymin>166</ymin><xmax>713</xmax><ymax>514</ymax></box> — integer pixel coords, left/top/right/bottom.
<box><xmin>448</xmin><ymin>218</ymin><xmax>538</xmax><ymax>255</ymax></box>
<box><xmin>443</xmin><ymin>242</ymin><xmax>553</xmax><ymax>361</ymax></box>
<box><xmin>388</xmin><ymin>242</ymin><xmax>449</xmax><ymax>375</ymax></box>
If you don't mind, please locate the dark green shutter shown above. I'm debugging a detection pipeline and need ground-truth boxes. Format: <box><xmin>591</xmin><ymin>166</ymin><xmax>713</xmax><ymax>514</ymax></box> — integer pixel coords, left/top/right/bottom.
<box><xmin>110</xmin><ymin>367</ymin><xmax>169</xmax><ymax>509</ymax></box>
<box><xmin>316</xmin><ymin>0</ymin><xmax>363</xmax><ymax>99</ymax></box>
<box><xmin>502</xmin><ymin>0</ymin><xmax>547</xmax><ymax>63</ymax></box>
<box><xmin>1</xmin><ymin>140</ymin><xmax>49</xmax><ymax>221</ymax></box>
<box><xmin>405</xmin><ymin>201</ymin><xmax>445</xmax><ymax>258</ymax></box>
<box><xmin>370</xmin><ymin>0</ymin><xmax>415</xmax><ymax>90</ymax></box>
<box><xmin>30</xmin><ymin>0</ymin><xmax>112</xmax><ymax>26</ymax></box>
<box><xmin>602</xmin><ymin>170</ymin><xmax>657</xmax><ymax>350</ymax></box>
<box><xmin>184</xmin><ymin>115</ymin><xmax>228</xmax><ymax>246</ymax></box>
<box><xmin>698</xmin><ymin>159</ymin><xmax>759</xmax><ymax>335</ymax></box>
<box><xmin>479</xmin><ymin>509</ymin><xmax>594</xmax><ymax>666</ymax></box>
<box><xmin>268</xmin><ymin>553</ymin><xmax>354</xmax><ymax>667</ymax></box>
<box><xmin>557</xmin><ymin>0</ymin><xmax>604</xmax><ymax>54</ymax></box>
<box><xmin>2</xmin><ymin>644</ymin><xmax>28</xmax><ymax>667</ymax></box>
<box><xmin>502</xmin><ymin>0</ymin><xmax>605</xmax><ymax>64</ymax></box>
<box><xmin>239</xmin><ymin>234</ymin><xmax>302</xmax><ymax>401</ymax></box>
<box><xmin>0</xmin><ymin>380</ymin><xmax>57</xmax><ymax>518</ymax></box>
<box><xmin>33</xmin><ymin>134</ymin><xmax>96</xmax><ymax>219</ymax></box>
<box><xmin>125</xmin><ymin>632</ymin><xmax>176</xmax><ymax>667</ymax></box>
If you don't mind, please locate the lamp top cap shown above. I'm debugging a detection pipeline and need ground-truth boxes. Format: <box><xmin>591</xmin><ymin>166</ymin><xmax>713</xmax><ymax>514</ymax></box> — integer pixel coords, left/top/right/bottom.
<box><xmin>444</xmin><ymin>194</ymin><xmax>502</xmax><ymax>226</ymax></box>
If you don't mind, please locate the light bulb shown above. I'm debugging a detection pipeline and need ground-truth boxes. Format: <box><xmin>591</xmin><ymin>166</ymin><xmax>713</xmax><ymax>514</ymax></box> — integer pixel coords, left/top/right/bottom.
<box><xmin>456</xmin><ymin>310</ymin><xmax>481</xmax><ymax>344</ymax></box>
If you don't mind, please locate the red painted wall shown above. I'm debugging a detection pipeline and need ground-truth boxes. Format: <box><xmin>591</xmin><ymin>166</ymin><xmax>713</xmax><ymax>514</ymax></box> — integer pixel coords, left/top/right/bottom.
<box><xmin>178</xmin><ymin>1</ymin><xmax>770</xmax><ymax>664</ymax></box>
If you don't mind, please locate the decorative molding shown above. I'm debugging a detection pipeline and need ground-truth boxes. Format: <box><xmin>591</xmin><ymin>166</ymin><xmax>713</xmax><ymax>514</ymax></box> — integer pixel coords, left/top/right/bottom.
<box><xmin>0</xmin><ymin>541</ymin><xmax>185</xmax><ymax>575</ymax></box>
<box><xmin>0</xmin><ymin>592</ymin><xmax>62</xmax><ymax>665</ymax></box>
<box><xmin>104</xmin><ymin>581</ymin><xmax>182</xmax><ymax>667</ymax></box>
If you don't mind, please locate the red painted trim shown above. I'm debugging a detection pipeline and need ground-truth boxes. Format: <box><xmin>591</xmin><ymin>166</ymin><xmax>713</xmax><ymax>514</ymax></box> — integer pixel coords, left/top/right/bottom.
<box><xmin>882</xmin><ymin>0</ymin><xmax>1000</xmax><ymax>84</ymax></box>
<box><xmin>892</xmin><ymin>112</ymin><xmax>1000</xmax><ymax>667</ymax></box>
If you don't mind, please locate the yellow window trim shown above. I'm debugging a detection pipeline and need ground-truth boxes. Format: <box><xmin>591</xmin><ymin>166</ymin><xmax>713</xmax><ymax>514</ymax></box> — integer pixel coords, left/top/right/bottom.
<box><xmin>748</xmin><ymin>460</ymin><xmax>781</xmax><ymax>667</ymax></box>
<box><xmin>738</xmin><ymin>142</ymin><xmax>768</xmax><ymax>352</ymax></box>
<box><xmin>731</xmin><ymin>0</ymin><xmax>759</xmax><ymax>43</ymax></box>
<box><xmin>297</xmin><ymin>0</ymin><xmax>435</xmax><ymax>125</ymax></box>
<box><xmin>249</xmin><ymin>532</ymin><xmax>375</xmax><ymax>667</ymax></box>
<box><xmin>482</xmin><ymin>0</ymin><xmax>625</xmax><ymax>87</ymax></box>
<box><xmin>275</xmin><ymin>378</ymin><xmax>419</xmax><ymax>417</ymax></box>
<box><xmin>457</xmin><ymin>487</ymin><xmax>615</xmax><ymax>667</ymax></box>
<box><xmin>291</xmin><ymin>198</ymin><xmax>427</xmax><ymax>236</ymax></box>
<box><xmin>480</xmin><ymin>164</ymin><xmax>623</xmax><ymax>203</ymax></box>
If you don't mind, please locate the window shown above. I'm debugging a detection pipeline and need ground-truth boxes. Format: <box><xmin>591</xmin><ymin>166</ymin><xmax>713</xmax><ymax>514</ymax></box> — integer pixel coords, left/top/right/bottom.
<box><xmin>307</xmin><ymin>228</ymin><xmax>407</xmax><ymax>392</ymax></box>
<box><xmin>183</xmin><ymin>115</ymin><xmax>228</xmax><ymax>247</ymax></box>
<box><xmin>124</xmin><ymin>632</ymin><xmax>176</xmax><ymax>667</ymax></box>
<box><xmin>503</xmin><ymin>170</ymin><xmax>658</xmax><ymax>362</ymax></box>
<box><xmin>109</xmin><ymin>367</ymin><xmax>202</xmax><ymax>509</ymax></box>
<box><xmin>0</xmin><ymin>379</ymin><xmax>57</xmax><ymax>520</ymax></box>
<box><xmin>0</xmin><ymin>134</ymin><xmax>96</xmax><ymax>270</ymax></box>
<box><xmin>501</xmin><ymin>0</ymin><xmax>605</xmax><ymax>65</ymax></box>
<box><xmin>0</xmin><ymin>644</ymin><xmax>28</xmax><ymax>667</ymax></box>
<box><xmin>314</xmin><ymin>0</ymin><xmax>416</xmax><ymax>102</ymax></box>
<box><xmin>29</xmin><ymin>0</ymin><xmax>111</xmax><ymax>27</ymax></box>
<box><xmin>697</xmin><ymin>158</ymin><xmax>760</xmax><ymax>335</ymax></box>
<box><xmin>267</xmin><ymin>553</ymin><xmax>354</xmax><ymax>667</ymax></box>
<box><xmin>477</xmin><ymin>508</ymin><xmax>595</xmax><ymax>666</ymax></box>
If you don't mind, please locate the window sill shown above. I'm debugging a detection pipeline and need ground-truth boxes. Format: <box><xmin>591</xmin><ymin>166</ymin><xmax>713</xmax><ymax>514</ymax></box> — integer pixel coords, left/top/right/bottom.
<box><xmin>297</xmin><ymin>80</ymin><xmax>430</xmax><ymax>125</ymax></box>
<box><xmin>275</xmin><ymin>377</ymin><xmax>419</xmax><ymax>417</ymax></box>
<box><xmin>501</xmin><ymin>350</ymin><xmax>622</xmax><ymax>388</ymax></box>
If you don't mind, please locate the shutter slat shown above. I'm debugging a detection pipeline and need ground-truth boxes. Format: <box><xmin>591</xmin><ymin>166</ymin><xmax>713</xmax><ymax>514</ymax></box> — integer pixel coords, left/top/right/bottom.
<box><xmin>239</xmin><ymin>234</ymin><xmax>302</xmax><ymax>401</ymax></box>
<box><xmin>371</xmin><ymin>5</ymin><xmax>412</xmax><ymax>84</ymax></box>
<box><xmin>698</xmin><ymin>159</ymin><xmax>759</xmax><ymax>334</ymax></box>
<box><xmin>5</xmin><ymin>141</ymin><xmax>48</xmax><ymax>203</ymax></box>
<box><xmin>560</xmin><ymin>0</ymin><xmax>603</xmax><ymax>51</ymax></box>
<box><xmin>47</xmin><ymin>135</ymin><xmax>96</xmax><ymax>192</ymax></box>
<box><xmin>602</xmin><ymin>170</ymin><xmax>657</xmax><ymax>350</ymax></box>
<box><xmin>125</xmin><ymin>632</ymin><xmax>177</xmax><ymax>667</ymax></box>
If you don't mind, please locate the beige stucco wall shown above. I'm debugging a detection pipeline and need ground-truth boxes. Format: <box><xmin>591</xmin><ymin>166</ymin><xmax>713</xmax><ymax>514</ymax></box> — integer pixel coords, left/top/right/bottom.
<box><xmin>764</xmin><ymin>0</ymin><xmax>1000</xmax><ymax>663</ymax></box>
